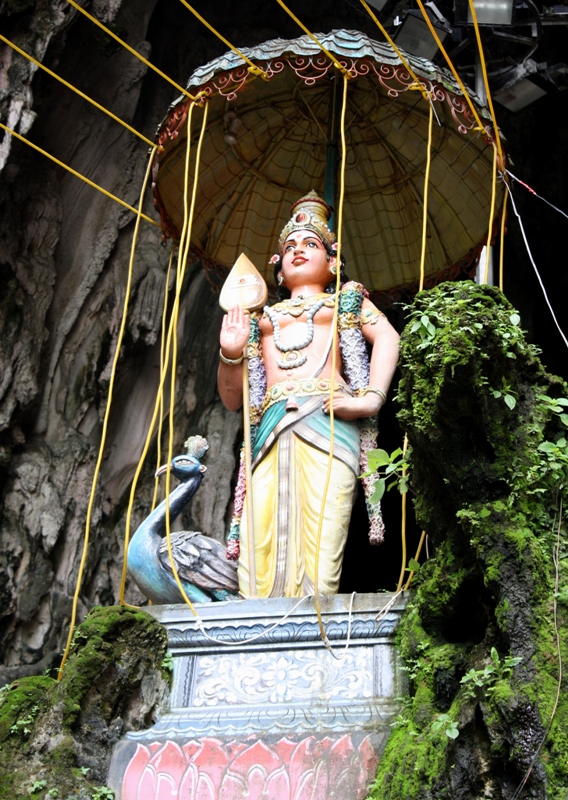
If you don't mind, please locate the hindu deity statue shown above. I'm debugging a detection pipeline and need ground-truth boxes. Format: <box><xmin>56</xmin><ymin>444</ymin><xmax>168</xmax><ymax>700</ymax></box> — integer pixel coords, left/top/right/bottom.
<box><xmin>218</xmin><ymin>191</ymin><xmax>400</xmax><ymax>598</ymax></box>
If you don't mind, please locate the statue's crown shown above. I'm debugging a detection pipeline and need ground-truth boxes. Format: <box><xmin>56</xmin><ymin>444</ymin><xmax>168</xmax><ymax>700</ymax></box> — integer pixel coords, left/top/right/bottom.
<box><xmin>278</xmin><ymin>191</ymin><xmax>335</xmax><ymax>252</ymax></box>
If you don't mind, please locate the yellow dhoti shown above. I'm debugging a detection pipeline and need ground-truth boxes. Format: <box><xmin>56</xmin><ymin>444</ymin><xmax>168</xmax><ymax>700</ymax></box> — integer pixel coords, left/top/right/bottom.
<box><xmin>238</xmin><ymin>390</ymin><xmax>359</xmax><ymax>598</ymax></box>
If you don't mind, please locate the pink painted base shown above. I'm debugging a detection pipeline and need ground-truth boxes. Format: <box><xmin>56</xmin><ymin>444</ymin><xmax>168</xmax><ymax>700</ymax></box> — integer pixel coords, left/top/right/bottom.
<box><xmin>122</xmin><ymin>734</ymin><xmax>379</xmax><ymax>800</ymax></box>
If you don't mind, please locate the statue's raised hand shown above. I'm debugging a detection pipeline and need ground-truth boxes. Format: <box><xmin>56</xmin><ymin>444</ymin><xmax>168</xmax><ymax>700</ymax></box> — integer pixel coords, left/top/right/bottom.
<box><xmin>220</xmin><ymin>305</ymin><xmax>250</xmax><ymax>359</ymax></box>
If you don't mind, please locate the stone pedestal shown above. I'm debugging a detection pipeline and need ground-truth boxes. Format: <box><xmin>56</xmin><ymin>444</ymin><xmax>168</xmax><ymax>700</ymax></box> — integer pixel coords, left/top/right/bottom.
<box><xmin>108</xmin><ymin>592</ymin><xmax>407</xmax><ymax>800</ymax></box>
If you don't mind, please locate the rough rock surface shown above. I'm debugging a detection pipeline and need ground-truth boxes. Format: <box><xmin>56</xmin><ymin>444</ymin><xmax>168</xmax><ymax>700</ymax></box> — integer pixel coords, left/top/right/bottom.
<box><xmin>0</xmin><ymin>605</ymin><xmax>169</xmax><ymax>799</ymax></box>
<box><xmin>367</xmin><ymin>282</ymin><xmax>568</xmax><ymax>799</ymax></box>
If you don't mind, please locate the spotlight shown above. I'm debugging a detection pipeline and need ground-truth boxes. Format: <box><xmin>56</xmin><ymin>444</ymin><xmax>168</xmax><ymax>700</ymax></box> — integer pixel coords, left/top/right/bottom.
<box><xmin>365</xmin><ymin>0</ymin><xmax>389</xmax><ymax>10</ymax></box>
<box><xmin>493</xmin><ymin>59</ymin><xmax>566</xmax><ymax>111</ymax></box>
<box><xmin>454</xmin><ymin>0</ymin><xmax>515</xmax><ymax>26</ymax></box>
<box><xmin>393</xmin><ymin>1</ymin><xmax>452</xmax><ymax>59</ymax></box>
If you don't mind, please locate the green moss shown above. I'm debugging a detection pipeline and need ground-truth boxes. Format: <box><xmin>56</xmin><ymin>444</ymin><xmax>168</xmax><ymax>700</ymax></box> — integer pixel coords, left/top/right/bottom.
<box><xmin>0</xmin><ymin>606</ymin><xmax>167</xmax><ymax>799</ymax></box>
<box><xmin>367</xmin><ymin>282</ymin><xmax>568</xmax><ymax>799</ymax></box>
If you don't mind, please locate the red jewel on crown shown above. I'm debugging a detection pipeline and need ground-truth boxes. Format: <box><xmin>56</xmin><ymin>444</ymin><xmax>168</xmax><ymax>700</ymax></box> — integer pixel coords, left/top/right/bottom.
<box><xmin>295</xmin><ymin>212</ymin><xmax>307</xmax><ymax>223</ymax></box>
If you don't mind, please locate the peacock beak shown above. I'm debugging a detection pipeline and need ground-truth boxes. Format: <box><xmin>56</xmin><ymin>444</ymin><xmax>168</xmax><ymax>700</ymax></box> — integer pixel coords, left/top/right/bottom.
<box><xmin>200</xmin><ymin>465</ymin><xmax>207</xmax><ymax>473</ymax></box>
<box><xmin>155</xmin><ymin>464</ymin><xmax>169</xmax><ymax>477</ymax></box>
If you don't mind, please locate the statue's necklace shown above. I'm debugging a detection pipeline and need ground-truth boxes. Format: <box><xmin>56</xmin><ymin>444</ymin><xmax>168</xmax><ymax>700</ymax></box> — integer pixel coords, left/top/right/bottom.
<box><xmin>264</xmin><ymin>297</ymin><xmax>326</xmax><ymax>369</ymax></box>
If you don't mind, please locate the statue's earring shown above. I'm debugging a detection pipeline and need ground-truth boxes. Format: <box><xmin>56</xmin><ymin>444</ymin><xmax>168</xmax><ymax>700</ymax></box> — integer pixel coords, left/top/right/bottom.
<box><xmin>277</xmin><ymin>273</ymin><xmax>285</xmax><ymax>286</ymax></box>
<box><xmin>330</xmin><ymin>265</ymin><xmax>337</xmax><ymax>276</ymax></box>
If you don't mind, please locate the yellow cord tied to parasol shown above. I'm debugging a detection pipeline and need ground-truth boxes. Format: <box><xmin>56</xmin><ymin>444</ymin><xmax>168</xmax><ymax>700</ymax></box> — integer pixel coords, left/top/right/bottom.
<box><xmin>58</xmin><ymin>145</ymin><xmax>158</xmax><ymax>680</ymax></box>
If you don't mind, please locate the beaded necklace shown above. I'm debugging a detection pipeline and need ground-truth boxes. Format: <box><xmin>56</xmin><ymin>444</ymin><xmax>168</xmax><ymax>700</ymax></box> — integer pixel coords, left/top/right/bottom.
<box><xmin>264</xmin><ymin>298</ymin><xmax>325</xmax><ymax>369</ymax></box>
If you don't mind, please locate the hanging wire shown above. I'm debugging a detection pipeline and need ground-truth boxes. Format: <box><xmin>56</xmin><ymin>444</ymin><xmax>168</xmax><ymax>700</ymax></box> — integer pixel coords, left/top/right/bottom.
<box><xmin>414</xmin><ymin>0</ymin><xmax>486</xmax><ymax>135</ymax></box>
<box><xmin>0</xmin><ymin>34</ymin><xmax>158</xmax><ymax>149</ymax></box>
<box><xmin>506</xmin><ymin>170</ymin><xmax>568</xmax><ymax>221</ymax></box>
<box><xmin>484</xmin><ymin>144</ymin><xmax>498</xmax><ymax>283</ymax></box>
<box><xmin>507</xmin><ymin>187</ymin><xmax>568</xmax><ymax>349</ymax></box>
<box><xmin>396</xmin><ymin>434</ymin><xmax>410</xmax><ymax>591</ymax></box>
<box><xmin>499</xmin><ymin>185</ymin><xmax>509</xmax><ymax>292</ymax></box>
<box><xmin>176</xmin><ymin>0</ymin><xmax>269</xmax><ymax>80</ymax></box>
<box><xmin>57</xmin><ymin>145</ymin><xmax>158</xmax><ymax>679</ymax></box>
<box><xmin>162</xmin><ymin>101</ymin><xmax>210</xmax><ymax>613</ymax></box>
<box><xmin>394</xmin><ymin>101</ymin><xmax>434</xmax><ymax>593</ymax></box>
<box><xmin>275</xmin><ymin>0</ymin><xmax>352</xmax><ymax>78</ymax></box>
<box><xmin>0</xmin><ymin>121</ymin><xmax>159</xmax><ymax>227</ymax></box>
<box><xmin>118</xmin><ymin>101</ymin><xmax>203</xmax><ymax>611</ymax></box>
<box><xmin>358</xmin><ymin>0</ymin><xmax>431</xmax><ymax>103</ymax></box>
<box><xmin>403</xmin><ymin>530</ymin><xmax>427</xmax><ymax>590</ymax></box>
<box><xmin>151</xmin><ymin>248</ymin><xmax>176</xmax><ymax>511</ymax></box>
<box><xmin>312</xmin><ymin>73</ymin><xmax>349</xmax><ymax>657</ymax></box>
<box><xmin>467</xmin><ymin>0</ymin><xmax>505</xmax><ymax>169</ymax></box>
<box><xmin>66</xmin><ymin>0</ymin><xmax>206</xmax><ymax>102</ymax></box>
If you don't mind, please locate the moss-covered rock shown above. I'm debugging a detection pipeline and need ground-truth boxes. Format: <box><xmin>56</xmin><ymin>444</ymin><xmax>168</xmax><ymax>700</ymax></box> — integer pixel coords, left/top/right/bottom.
<box><xmin>0</xmin><ymin>605</ymin><xmax>169</xmax><ymax>799</ymax></box>
<box><xmin>368</xmin><ymin>282</ymin><xmax>568</xmax><ymax>800</ymax></box>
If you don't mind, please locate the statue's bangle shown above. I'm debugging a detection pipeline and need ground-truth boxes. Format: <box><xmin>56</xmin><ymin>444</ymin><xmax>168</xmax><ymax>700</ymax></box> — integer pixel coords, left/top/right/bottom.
<box><xmin>219</xmin><ymin>348</ymin><xmax>244</xmax><ymax>366</ymax></box>
<box><xmin>356</xmin><ymin>386</ymin><xmax>387</xmax><ymax>403</ymax></box>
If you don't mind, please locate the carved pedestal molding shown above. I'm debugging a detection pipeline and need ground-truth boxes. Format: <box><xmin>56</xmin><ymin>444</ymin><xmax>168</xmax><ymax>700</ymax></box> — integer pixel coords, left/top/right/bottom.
<box><xmin>108</xmin><ymin>592</ymin><xmax>408</xmax><ymax>800</ymax></box>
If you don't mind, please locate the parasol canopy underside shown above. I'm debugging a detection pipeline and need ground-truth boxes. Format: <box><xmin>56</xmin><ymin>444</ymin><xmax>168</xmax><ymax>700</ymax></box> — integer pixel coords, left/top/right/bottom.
<box><xmin>153</xmin><ymin>30</ymin><xmax>504</xmax><ymax>301</ymax></box>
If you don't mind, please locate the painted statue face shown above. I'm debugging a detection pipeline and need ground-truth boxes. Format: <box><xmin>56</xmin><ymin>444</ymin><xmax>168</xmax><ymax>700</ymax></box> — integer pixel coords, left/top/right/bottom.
<box><xmin>279</xmin><ymin>229</ymin><xmax>336</xmax><ymax>290</ymax></box>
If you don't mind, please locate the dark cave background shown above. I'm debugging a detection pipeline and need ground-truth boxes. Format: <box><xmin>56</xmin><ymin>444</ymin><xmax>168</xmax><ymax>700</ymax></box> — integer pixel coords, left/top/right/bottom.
<box><xmin>0</xmin><ymin>0</ymin><xmax>566</xmax><ymax>681</ymax></box>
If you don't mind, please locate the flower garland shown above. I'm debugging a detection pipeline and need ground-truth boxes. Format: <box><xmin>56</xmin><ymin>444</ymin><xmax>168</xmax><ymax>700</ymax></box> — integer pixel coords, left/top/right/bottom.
<box><xmin>226</xmin><ymin>283</ymin><xmax>385</xmax><ymax>561</ymax></box>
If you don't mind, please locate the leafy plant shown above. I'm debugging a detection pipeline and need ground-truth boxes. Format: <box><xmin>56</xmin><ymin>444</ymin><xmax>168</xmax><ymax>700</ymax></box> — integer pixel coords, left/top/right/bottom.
<box><xmin>91</xmin><ymin>787</ymin><xmax>114</xmax><ymax>800</ymax></box>
<box><xmin>408</xmin><ymin>313</ymin><xmax>439</xmax><ymax>350</ymax></box>
<box><xmin>460</xmin><ymin>647</ymin><xmax>522</xmax><ymax>700</ymax></box>
<box><xmin>537</xmin><ymin>394</ymin><xmax>568</xmax><ymax>427</ymax></box>
<box><xmin>29</xmin><ymin>780</ymin><xmax>47</xmax><ymax>795</ymax></box>
<box><xmin>47</xmin><ymin>790</ymin><xmax>58</xmax><ymax>798</ymax></box>
<box><xmin>431</xmin><ymin>713</ymin><xmax>459</xmax><ymax>740</ymax></box>
<box><xmin>491</xmin><ymin>377</ymin><xmax>518</xmax><ymax>410</ymax></box>
<box><xmin>161</xmin><ymin>652</ymin><xmax>174</xmax><ymax>674</ymax></box>
<box><xmin>362</xmin><ymin>447</ymin><xmax>410</xmax><ymax>503</ymax></box>
<box><xmin>10</xmin><ymin>705</ymin><xmax>39</xmax><ymax>737</ymax></box>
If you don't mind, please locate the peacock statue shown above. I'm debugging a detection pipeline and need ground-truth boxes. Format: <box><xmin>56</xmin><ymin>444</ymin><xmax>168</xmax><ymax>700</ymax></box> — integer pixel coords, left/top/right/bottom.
<box><xmin>128</xmin><ymin>435</ymin><xmax>239</xmax><ymax>604</ymax></box>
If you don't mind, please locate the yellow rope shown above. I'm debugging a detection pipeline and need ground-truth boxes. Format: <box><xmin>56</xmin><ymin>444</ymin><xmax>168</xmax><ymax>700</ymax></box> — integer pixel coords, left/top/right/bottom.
<box><xmin>151</xmin><ymin>247</ymin><xmax>175</xmax><ymax>510</ymax></box>
<box><xmin>119</xmin><ymin>102</ymin><xmax>197</xmax><ymax>607</ymax></box>
<box><xmin>403</xmin><ymin>529</ymin><xmax>426</xmax><ymax>590</ymax></box>
<box><xmin>313</xmin><ymin>73</ymin><xmax>349</xmax><ymax>646</ymax></box>
<box><xmin>118</xmin><ymin>102</ymin><xmax>209</xmax><ymax>616</ymax></box>
<box><xmin>66</xmin><ymin>0</ymin><xmax>205</xmax><ymax>102</ymax></box>
<box><xmin>393</xmin><ymin>102</ymin><xmax>433</xmax><ymax>593</ymax></box>
<box><xmin>359</xmin><ymin>0</ymin><xmax>430</xmax><ymax>101</ymax></box>
<box><xmin>177</xmin><ymin>0</ymin><xmax>269</xmax><ymax>81</ymax></box>
<box><xmin>499</xmin><ymin>186</ymin><xmax>509</xmax><ymax>292</ymax></box>
<box><xmin>0</xmin><ymin>34</ymin><xmax>158</xmax><ymax>149</ymax></box>
<box><xmin>467</xmin><ymin>0</ymin><xmax>505</xmax><ymax>169</ymax></box>
<box><xmin>396</xmin><ymin>434</ymin><xmax>410</xmax><ymax>592</ymax></box>
<box><xmin>414</xmin><ymin>0</ymin><xmax>486</xmax><ymax>134</ymax></box>
<box><xmin>163</xmin><ymin>101</ymin><xmax>209</xmax><ymax>612</ymax></box>
<box><xmin>484</xmin><ymin>143</ymin><xmax>498</xmax><ymax>283</ymax></box>
<box><xmin>57</xmin><ymin>146</ymin><xmax>158</xmax><ymax>679</ymax></box>
<box><xmin>0</xmin><ymin>121</ymin><xmax>159</xmax><ymax>227</ymax></box>
<box><xmin>275</xmin><ymin>0</ymin><xmax>352</xmax><ymax>78</ymax></box>
<box><xmin>419</xmin><ymin>102</ymin><xmax>434</xmax><ymax>291</ymax></box>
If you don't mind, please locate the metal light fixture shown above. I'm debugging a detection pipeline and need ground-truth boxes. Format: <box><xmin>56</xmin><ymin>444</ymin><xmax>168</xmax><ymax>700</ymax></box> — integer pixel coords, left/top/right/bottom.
<box><xmin>493</xmin><ymin>59</ymin><xmax>566</xmax><ymax>111</ymax></box>
<box><xmin>365</xmin><ymin>0</ymin><xmax>389</xmax><ymax>11</ymax></box>
<box><xmin>454</xmin><ymin>0</ymin><xmax>514</xmax><ymax>26</ymax></box>
<box><xmin>393</xmin><ymin>1</ymin><xmax>452</xmax><ymax>59</ymax></box>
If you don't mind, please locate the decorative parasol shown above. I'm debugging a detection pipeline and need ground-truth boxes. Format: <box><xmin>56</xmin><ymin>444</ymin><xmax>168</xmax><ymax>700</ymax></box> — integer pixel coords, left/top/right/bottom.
<box><xmin>152</xmin><ymin>29</ymin><xmax>504</xmax><ymax>305</ymax></box>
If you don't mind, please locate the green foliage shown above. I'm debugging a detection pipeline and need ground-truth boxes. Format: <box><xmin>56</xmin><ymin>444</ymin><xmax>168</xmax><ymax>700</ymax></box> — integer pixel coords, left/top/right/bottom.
<box><xmin>361</xmin><ymin>446</ymin><xmax>410</xmax><ymax>502</ymax></box>
<box><xmin>0</xmin><ymin>607</ymin><xmax>168</xmax><ymax>799</ymax></box>
<box><xmin>161</xmin><ymin>652</ymin><xmax>174</xmax><ymax>674</ymax></box>
<box><xmin>90</xmin><ymin>787</ymin><xmax>114</xmax><ymax>800</ymax></box>
<box><xmin>367</xmin><ymin>282</ymin><xmax>568</xmax><ymax>800</ymax></box>
<box><xmin>459</xmin><ymin>647</ymin><xmax>522</xmax><ymax>700</ymax></box>
<box><xmin>431</xmin><ymin>713</ymin><xmax>459</xmax><ymax>740</ymax></box>
<box><xmin>491</xmin><ymin>377</ymin><xmax>518</xmax><ymax>410</ymax></box>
